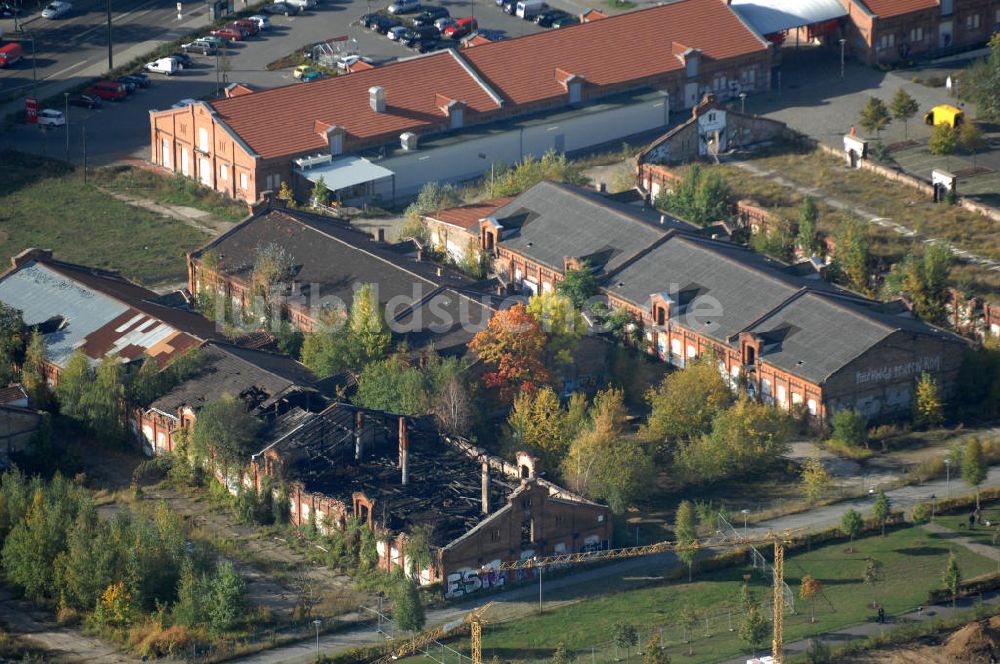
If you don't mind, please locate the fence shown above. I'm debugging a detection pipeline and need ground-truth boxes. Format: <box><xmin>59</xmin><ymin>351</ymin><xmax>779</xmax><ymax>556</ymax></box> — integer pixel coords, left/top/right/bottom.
<box><xmin>717</xmin><ymin>512</ymin><xmax>795</xmax><ymax>614</ymax></box>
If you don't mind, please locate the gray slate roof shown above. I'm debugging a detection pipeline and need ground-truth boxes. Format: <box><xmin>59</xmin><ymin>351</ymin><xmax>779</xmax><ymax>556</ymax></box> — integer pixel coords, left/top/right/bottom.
<box><xmin>745</xmin><ymin>291</ymin><xmax>964</xmax><ymax>383</ymax></box>
<box><xmin>606</xmin><ymin>234</ymin><xmax>807</xmax><ymax>342</ymax></box>
<box><xmin>492</xmin><ymin>181</ymin><xmax>692</xmax><ymax>275</ymax></box>
<box><xmin>150</xmin><ymin>342</ymin><xmax>317</xmax><ymax>415</ymax></box>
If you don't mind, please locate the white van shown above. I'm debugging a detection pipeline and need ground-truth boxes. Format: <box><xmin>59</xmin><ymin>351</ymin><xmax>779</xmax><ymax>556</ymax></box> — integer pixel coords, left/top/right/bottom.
<box><xmin>145</xmin><ymin>57</ymin><xmax>179</xmax><ymax>75</ymax></box>
<box><xmin>284</xmin><ymin>0</ymin><xmax>316</xmax><ymax>9</ymax></box>
<box><xmin>515</xmin><ymin>0</ymin><xmax>544</xmax><ymax>19</ymax></box>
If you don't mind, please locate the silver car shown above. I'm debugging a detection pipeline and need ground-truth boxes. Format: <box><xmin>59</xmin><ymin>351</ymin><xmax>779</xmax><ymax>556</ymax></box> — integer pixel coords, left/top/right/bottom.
<box><xmin>41</xmin><ymin>0</ymin><xmax>71</xmax><ymax>18</ymax></box>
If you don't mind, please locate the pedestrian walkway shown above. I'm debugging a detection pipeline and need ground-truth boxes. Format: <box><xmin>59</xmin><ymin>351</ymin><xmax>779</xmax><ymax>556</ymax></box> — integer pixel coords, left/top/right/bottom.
<box><xmin>923</xmin><ymin>521</ymin><xmax>1000</xmax><ymax>562</ymax></box>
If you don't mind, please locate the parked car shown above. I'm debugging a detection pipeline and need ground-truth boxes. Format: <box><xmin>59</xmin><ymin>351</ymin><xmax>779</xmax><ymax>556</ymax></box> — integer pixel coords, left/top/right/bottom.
<box><xmin>181</xmin><ymin>39</ymin><xmax>218</xmax><ymax>55</ymax></box>
<box><xmin>115</xmin><ymin>77</ymin><xmax>137</xmax><ymax>93</ymax></box>
<box><xmin>387</xmin><ymin>0</ymin><xmax>419</xmax><ymax>14</ymax></box>
<box><xmin>210</xmin><ymin>26</ymin><xmax>244</xmax><ymax>40</ymax></box>
<box><xmin>406</xmin><ymin>34</ymin><xmax>440</xmax><ymax>51</ymax></box>
<box><xmin>41</xmin><ymin>0</ymin><xmax>70</xmax><ymax>18</ymax></box>
<box><xmin>501</xmin><ymin>0</ymin><xmax>516</xmax><ymax>15</ymax></box>
<box><xmin>263</xmin><ymin>1</ymin><xmax>299</xmax><ymax>14</ymax></box>
<box><xmin>120</xmin><ymin>73</ymin><xmax>150</xmax><ymax>88</ymax></box>
<box><xmin>434</xmin><ymin>16</ymin><xmax>455</xmax><ymax>30</ymax></box>
<box><xmin>168</xmin><ymin>52</ymin><xmax>195</xmax><ymax>68</ymax></box>
<box><xmin>293</xmin><ymin>64</ymin><xmax>321</xmax><ymax>79</ymax></box>
<box><xmin>0</xmin><ymin>43</ymin><xmax>22</xmax><ymax>68</ymax></box>
<box><xmin>533</xmin><ymin>8</ymin><xmax>564</xmax><ymax>26</ymax></box>
<box><xmin>247</xmin><ymin>14</ymin><xmax>270</xmax><ymax>29</ymax></box>
<box><xmin>85</xmin><ymin>80</ymin><xmax>128</xmax><ymax>101</ymax></box>
<box><xmin>195</xmin><ymin>35</ymin><xmax>228</xmax><ymax>49</ymax></box>
<box><xmin>443</xmin><ymin>16</ymin><xmax>477</xmax><ymax>38</ymax></box>
<box><xmin>335</xmin><ymin>54</ymin><xmax>374</xmax><ymax>71</ymax></box>
<box><xmin>67</xmin><ymin>94</ymin><xmax>102</xmax><ymax>109</ymax></box>
<box><xmin>367</xmin><ymin>14</ymin><xmax>399</xmax><ymax>33</ymax></box>
<box><xmin>404</xmin><ymin>24</ymin><xmax>439</xmax><ymax>43</ymax></box>
<box><xmin>37</xmin><ymin>109</ymin><xmax>66</xmax><ymax>127</ymax></box>
<box><xmin>171</xmin><ymin>98</ymin><xmax>199</xmax><ymax>109</ymax></box>
<box><xmin>145</xmin><ymin>57</ymin><xmax>180</xmax><ymax>75</ymax></box>
<box><xmin>386</xmin><ymin>25</ymin><xmax>410</xmax><ymax>40</ymax></box>
<box><xmin>231</xmin><ymin>19</ymin><xmax>260</xmax><ymax>36</ymax></box>
<box><xmin>411</xmin><ymin>6</ymin><xmax>447</xmax><ymax>26</ymax></box>
<box><xmin>283</xmin><ymin>0</ymin><xmax>315</xmax><ymax>9</ymax></box>
<box><xmin>551</xmin><ymin>13</ymin><xmax>578</xmax><ymax>27</ymax></box>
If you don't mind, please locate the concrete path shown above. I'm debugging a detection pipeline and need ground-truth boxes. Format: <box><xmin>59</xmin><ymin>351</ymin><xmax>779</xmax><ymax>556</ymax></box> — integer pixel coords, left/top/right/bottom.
<box><xmin>923</xmin><ymin>521</ymin><xmax>1000</xmax><ymax>562</ymax></box>
<box><xmin>99</xmin><ymin>187</ymin><xmax>234</xmax><ymax>236</ymax></box>
<box><xmin>729</xmin><ymin>159</ymin><xmax>1000</xmax><ymax>273</ymax></box>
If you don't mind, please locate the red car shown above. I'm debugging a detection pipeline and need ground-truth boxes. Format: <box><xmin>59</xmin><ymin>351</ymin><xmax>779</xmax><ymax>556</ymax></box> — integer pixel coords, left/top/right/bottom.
<box><xmin>85</xmin><ymin>80</ymin><xmax>128</xmax><ymax>101</ymax></box>
<box><xmin>443</xmin><ymin>16</ymin><xmax>477</xmax><ymax>38</ymax></box>
<box><xmin>210</xmin><ymin>26</ymin><xmax>244</xmax><ymax>40</ymax></box>
<box><xmin>230</xmin><ymin>19</ymin><xmax>260</xmax><ymax>36</ymax></box>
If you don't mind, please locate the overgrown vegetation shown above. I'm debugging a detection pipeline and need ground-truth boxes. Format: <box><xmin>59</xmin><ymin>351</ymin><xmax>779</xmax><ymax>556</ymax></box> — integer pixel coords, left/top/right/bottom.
<box><xmin>95</xmin><ymin>166</ymin><xmax>250</xmax><ymax>223</ymax></box>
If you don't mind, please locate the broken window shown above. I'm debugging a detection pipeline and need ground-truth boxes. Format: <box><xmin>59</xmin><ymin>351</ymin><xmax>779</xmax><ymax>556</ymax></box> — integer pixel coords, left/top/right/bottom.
<box><xmin>520</xmin><ymin>518</ymin><xmax>532</xmax><ymax>547</ymax></box>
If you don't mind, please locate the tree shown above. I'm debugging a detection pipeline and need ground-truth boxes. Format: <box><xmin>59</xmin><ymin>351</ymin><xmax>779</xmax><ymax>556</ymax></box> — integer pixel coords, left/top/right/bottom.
<box><xmin>958</xmin><ymin>122</ymin><xmax>987</xmax><ymax>168</ymax></box>
<box><xmin>834</xmin><ymin>214</ymin><xmax>871</xmax><ymax>295</ymax></box>
<box><xmin>393</xmin><ymin>579</ymin><xmax>426</xmax><ymax>632</ymax></box>
<box><xmin>21</xmin><ymin>328</ymin><xmax>51</xmax><ymax>408</ymax></box>
<box><xmin>872</xmin><ymin>489</ymin><xmax>891</xmax><ymax>536</ymax></box>
<box><xmin>961</xmin><ymin>34</ymin><xmax>1000</xmax><ymax>122</ymax></box>
<box><xmin>551</xmin><ymin>643</ymin><xmax>571</xmax><ymax>664</ymax></box>
<box><xmin>799</xmin><ymin>575</ymin><xmax>822</xmax><ymax>624</ymax></box>
<box><xmin>642</xmin><ymin>632</ymin><xmax>671</xmax><ymax>664</ymax></box>
<box><xmin>703</xmin><ymin>398</ymin><xmax>791</xmax><ymax>475</ymax></box>
<box><xmin>642</xmin><ymin>358</ymin><xmax>734</xmax><ymax>444</ymax></box>
<box><xmin>913</xmin><ymin>372</ymin><xmax>944</xmax><ymax>429</ymax></box>
<box><xmin>613</xmin><ymin>621</ymin><xmax>638</xmax><ymax>663</ymax></box>
<box><xmin>55</xmin><ymin>352</ymin><xmax>90</xmax><ymax>421</ymax></box>
<box><xmin>208</xmin><ymin>560</ymin><xmax>245</xmax><ymax>633</ymax></box>
<box><xmin>658</xmin><ymin>163</ymin><xmax>732</xmax><ymax>226</ymax></box>
<box><xmin>675</xmin><ymin>500</ymin><xmax>697</xmax><ymax>582</ymax></box>
<box><xmin>679</xmin><ymin>605</ymin><xmax>699</xmax><ymax>655</ymax></box>
<box><xmin>556</xmin><ymin>261</ymin><xmax>599</xmax><ymax>309</ymax></box>
<box><xmin>831</xmin><ymin>409</ymin><xmax>868</xmax><ymax>448</ymax></box>
<box><xmin>858</xmin><ymin>97</ymin><xmax>891</xmax><ymax>138</ymax></box>
<box><xmin>190</xmin><ymin>395</ymin><xmax>262</xmax><ymax>471</ymax></box>
<box><xmin>943</xmin><ymin>552</ymin><xmax>962</xmax><ymax>607</ymax></box>
<box><xmin>800</xmin><ymin>457</ymin><xmax>831</xmax><ymax>504</ymax></box>
<box><xmin>862</xmin><ymin>557</ymin><xmax>885</xmax><ymax>608</ymax></box>
<box><xmin>434</xmin><ymin>374</ymin><xmax>473</xmax><ymax>436</ymax></box>
<box><xmin>911</xmin><ymin>500</ymin><xmax>931</xmax><ymax>523</ymax></box>
<box><xmin>350</xmin><ymin>283</ymin><xmax>391</xmax><ymax>365</ymax></box>
<box><xmin>354</xmin><ymin>355</ymin><xmax>430</xmax><ymax>416</ymax></box>
<box><xmin>928</xmin><ymin>123</ymin><xmax>959</xmax><ymax>163</ymax></box>
<box><xmin>796</xmin><ymin>195</ymin><xmax>820</xmax><ymax>256</ymax></box>
<box><xmin>277</xmin><ymin>180</ymin><xmax>296</xmax><ymax>208</ymax></box>
<box><xmin>172</xmin><ymin>557</ymin><xmax>206</xmax><ymax>627</ymax></box>
<box><xmin>962</xmin><ymin>438</ymin><xmax>987</xmax><ymax>509</ymax></box>
<box><xmin>507</xmin><ymin>387</ymin><xmax>568</xmax><ymax>468</ymax></box>
<box><xmin>526</xmin><ymin>292</ymin><xmax>586</xmax><ymax>371</ymax></box>
<box><xmin>738</xmin><ymin>604</ymin><xmax>770</xmax><ymax>658</ymax></box>
<box><xmin>889</xmin><ymin>89</ymin><xmax>919</xmax><ymax>139</ymax></box>
<box><xmin>841</xmin><ymin>508</ymin><xmax>863</xmax><ymax>553</ymax></box>
<box><xmin>311</xmin><ymin>175</ymin><xmax>329</xmax><ymax>207</ymax></box>
<box><xmin>0</xmin><ymin>302</ymin><xmax>23</xmax><ymax>385</ymax></box>
<box><xmin>468</xmin><ymin>304</ymin><xmax>550</xmax><ymax>400</ymax></box>
<box><xmin>81</xmin><ymin>356</ymin><xmax>126</xmax><ymax>439</ymax></box>
<box><xmin>881</xmin><ymin>243</ymin><xmax>954</xmax><ymax>324</ymax></box>
<box><xmin>300</xmin><ymin>308</ymin><xmax>354</xmax><ymax>378</ymax></box>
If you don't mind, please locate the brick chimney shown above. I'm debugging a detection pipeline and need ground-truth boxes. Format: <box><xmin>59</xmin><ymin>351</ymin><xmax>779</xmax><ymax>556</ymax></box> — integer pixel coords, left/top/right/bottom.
<box><xmin>481</xmin><ymin>462</ymin><xmax>490</xmax><ymax>514</ymax></box>
<box><xmin>369</xmin><ymin>86</ymin><xmax>386</xmax><ymax>113</ymax></box>
<box><xmin>398</xmin><ymin>416</ymin><xmax>409</xmax><ymax>485</ymax></box>
<box><xmin>354</xmin><ymin>410</ymin><xmax>364</xmax><ymax>461</ymax></box>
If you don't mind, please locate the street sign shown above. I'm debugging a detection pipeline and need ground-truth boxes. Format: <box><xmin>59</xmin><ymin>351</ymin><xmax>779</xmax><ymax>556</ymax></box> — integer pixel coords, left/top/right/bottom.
<box><xmin>25</xmin><ymin>96</ymin><xmax>37</xmax><ymax>124</ymax></box>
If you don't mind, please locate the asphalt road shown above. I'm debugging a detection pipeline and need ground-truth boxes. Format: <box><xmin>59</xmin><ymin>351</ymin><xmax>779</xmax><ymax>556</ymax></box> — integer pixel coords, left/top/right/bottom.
<box><xmin>0</xmin><ymin>0</ymin><xmax>198</xmax><ymax>97</ymax></box>
<box><xmin>0</xmin><ymin>0</ymin><xmax>555</xmax><ymax>164</ymax></box>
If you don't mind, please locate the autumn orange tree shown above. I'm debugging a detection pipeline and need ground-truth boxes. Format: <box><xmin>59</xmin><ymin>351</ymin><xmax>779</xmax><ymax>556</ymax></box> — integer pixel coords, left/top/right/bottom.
<box><xmin>468</xmin><ymin>304</ymin><xmax>550</xmax><ymax>400</ymax></box>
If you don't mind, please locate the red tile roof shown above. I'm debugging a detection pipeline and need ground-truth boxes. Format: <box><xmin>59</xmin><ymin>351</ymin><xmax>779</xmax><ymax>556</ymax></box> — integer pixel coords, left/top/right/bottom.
<box><xmin>210</xmin><ymin>51</ymin><xmax>503</xmax><ymax>160</ymax></box>
<box><xmin>424</xmin><ymin>197</ymin><xmax>515</xmax><ymax>230</ymax></box>
<box><xmin>859</xmin><ymin>0</ymin><xmax>938</xmax><ymax>17</ymax></box>
<box><xmin>461</xmin><ymin>0</ymin><xmax>768</xmax><ymax>107</ymax></box>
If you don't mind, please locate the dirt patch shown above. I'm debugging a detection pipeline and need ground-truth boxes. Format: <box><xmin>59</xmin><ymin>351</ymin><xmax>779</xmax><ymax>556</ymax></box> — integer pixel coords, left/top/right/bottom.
<box><xmin>942</xmin><ymin>617</ymin><xmax>1000</xmax><ymax>662</ymax></box>
<box><xmin>954</xmin><ymin>166</ymin><xmax>995</xmax><ymax>178</ymax></box>
<box><xmin>888</xmin><ymin>140</ymin><xmax>920</xmax><ymax>152</ymax></box>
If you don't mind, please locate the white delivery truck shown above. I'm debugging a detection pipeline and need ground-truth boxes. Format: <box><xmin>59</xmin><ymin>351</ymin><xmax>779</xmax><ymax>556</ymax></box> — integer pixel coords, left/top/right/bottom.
<box><xmin>516</xmin><ymin>0</ymin><xmax>544</xmax><ymax>19</ymax></box>
<box><xmin>145</xmin><ymin>57</ymin><xmax>180</xmax><ymax>75</ymax></box>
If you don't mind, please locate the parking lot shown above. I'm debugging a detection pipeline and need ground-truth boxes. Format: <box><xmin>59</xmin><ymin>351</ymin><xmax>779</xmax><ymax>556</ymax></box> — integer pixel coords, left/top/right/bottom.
<box><xmin>0</xmin><ymin>0</ymin><xmax>571</xmax><ymax>164</ymax></box>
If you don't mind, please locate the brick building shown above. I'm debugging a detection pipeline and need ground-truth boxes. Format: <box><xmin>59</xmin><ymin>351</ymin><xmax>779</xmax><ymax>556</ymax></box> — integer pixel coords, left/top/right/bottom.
<box><xmin>149</xmin><ymin>0</ymin><xmax>772</xmax><ymax>203</ymax></box>
<box><xmin>134</xmin><ymin>341</ymin><xmax>321</xmax><ymax>455</ymax></box>
<box><xmin>841</xmin><ymin>0</ymin><xmax>1000</xmax><ymax>64</ymax></box>
<box><xmin>250</xmin><ymin>403</ymin><xmax>611</xmax><ymax>595</ymax></box>
<box><xmin>0</xmin><ymin>249</ymin><xmax>216</xmax><ymax>383</ymax></box>
<box><xmin>422</xmin><ymin>197</ymin><xmax>513</xmax><ymax>263</ymax></box>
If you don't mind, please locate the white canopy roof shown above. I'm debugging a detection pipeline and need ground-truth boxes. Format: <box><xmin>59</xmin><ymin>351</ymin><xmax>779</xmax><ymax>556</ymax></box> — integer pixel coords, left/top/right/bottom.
<box><xmin>295</xmin><ymin>155</ymin><xmax>394</xmax><ymax>191</ymax></box>
<box><xmin>730</xmin><ymin>0</ymin><xmax>846</xmax><ymax>36</ymax></box>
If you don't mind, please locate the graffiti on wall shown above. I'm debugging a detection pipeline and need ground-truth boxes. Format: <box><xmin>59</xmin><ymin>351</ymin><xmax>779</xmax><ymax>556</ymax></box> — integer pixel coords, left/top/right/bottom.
<box><xmin>855</xmin><ymin>356</ymin><xmax>941</xmax><ymax>386</ymax></box>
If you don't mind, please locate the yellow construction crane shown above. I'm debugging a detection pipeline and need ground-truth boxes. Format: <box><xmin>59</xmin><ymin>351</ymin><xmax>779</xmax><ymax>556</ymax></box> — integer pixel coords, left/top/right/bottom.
<box><xmin>370</xmin><ymin>601</ymin><xmax>494</xmax><ymax>664</ymax></box>
<box><xmin>371</xmin><ymin>529</ymin><xmax>799</xmax><ymax>664</ymax></box>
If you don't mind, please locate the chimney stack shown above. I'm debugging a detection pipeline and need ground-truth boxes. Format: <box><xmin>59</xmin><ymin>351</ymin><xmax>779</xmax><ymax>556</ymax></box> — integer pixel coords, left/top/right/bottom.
<box><xmin>481</xmin><ymin>462</ymin><xmax>490</xmax><ymax>514</ymax></box>
<box><xmin>398</xmin><ymin>416</ymin><xmax>409</xmax><ymax>486</ymax></box>
<box><xmin>354</xmin><ymin>410</ymin><xmax>364</xmax><ymax>461</ymax></box>
<box><xmin>369</xmin><ymin>86</ymin><xmax>386</xmax><ymax>113</ymax></box>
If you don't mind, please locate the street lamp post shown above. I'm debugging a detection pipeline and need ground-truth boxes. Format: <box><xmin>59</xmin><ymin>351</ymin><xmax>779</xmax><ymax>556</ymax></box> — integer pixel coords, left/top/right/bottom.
<box><xmin>63</xmin><ymin>92</ymin><xmax>69</xmax><ymax>161</ymax></box>
<box><xmin>533</xmin><ymin>556</ymin><xmax>543</xmax><ymax>614</ymax></box>
<box><xmin>741</xmin><ymin>509</ymin><xmax>750</xmax><ymax>538</ymax></box>
<box><xmin>945</xmin><ymin>458</ymin><xmax>952</xmax><ymax>497</ymax></box>
<box><xmin>839</xmin><ymin>38</ymin><xmax>846</xmax><ymax>78</ymax></box>
<box><xmin>738</xmin><ymin>92</ymin><xmax>747</xmax><ymax>114</ymax></box>
<box><xmin>107</xmin><ymin>0</ymin><xmax>114</xmax><ymax>71</ymax></box>
<box><xmin>931</xmin><ymin>494</ymin><xmax>937</xmax><ymax>522</ymax></box>
<box><xmin>313</xmin><ymin>619</ymin><xmax>322</xmax><ymax>659</ymax></box>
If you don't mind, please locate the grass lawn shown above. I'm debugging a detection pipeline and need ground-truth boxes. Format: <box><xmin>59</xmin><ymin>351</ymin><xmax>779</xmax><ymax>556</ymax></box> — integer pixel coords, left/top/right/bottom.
<box><xmin>928</xmin><ymin>502</ymin><xmax>1000</xmax><ymax>549</ymax></box>
<box><xmin>94</xmin><ymin>165</ymin><xmax>250</xmax><ymax>223</ymax></box>
<box><xmin>674</xmin><ymin>144</ymin><xmax>1000</xmax><ymax>297</ymax></box>
<box><xmin>0</xmin><ymin>151</ymin><xmax>209</xmax><ymax>286</ymax></box>
<box><xmin>416</xmin><ymin>525</ymin><xmax>997</xmax><ymax>664</ymax></box>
